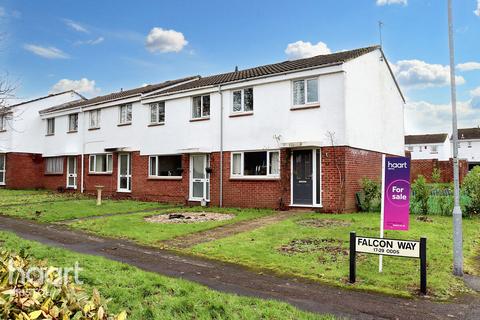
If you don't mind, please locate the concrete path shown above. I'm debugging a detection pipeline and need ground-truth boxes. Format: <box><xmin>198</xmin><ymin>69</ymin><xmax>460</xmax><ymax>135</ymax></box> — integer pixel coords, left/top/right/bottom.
<box><xmin>0</xmin><ymin>215</ymin><xmax>478</xmax><ymax>320</ymax></box>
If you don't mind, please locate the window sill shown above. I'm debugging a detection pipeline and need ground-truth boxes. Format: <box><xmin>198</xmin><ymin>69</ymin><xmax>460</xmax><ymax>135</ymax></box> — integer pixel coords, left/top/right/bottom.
<box><xmin>148</xmin><ymin>176</ymin><xmax>182</xmax><ymax>180</ymax></box>
<box><xmin>290</xmin><ymin>104</ymin><xmax>320</xmax><ymax>111</ymax></box>
<box><xmin>117</xmin><ymin>123</ymin><xmax>132</xmax><ymax>127</ymax></box>
<box><xmin>148</xmin><ymin>122</ymin><xmax>165</xmax><ymax>127</ymax></box>
<box><xmin>88</xmin><ymin>172</ymin><xmax>113</xmax><ymax>176</ymax></box>
<box><xmin>88</xmin><ymin>127</ymin><xmax>100</xmax><ymax>131</ymax></box>
<box><xmin>229</xmin><ymin>111</ymin><xmax>253</xmax><ymax>118</ymax></box>
<box><xmin>45</xmin><ymin>133</ymin><xmax>55</xmax><ymax>136</ymax></box>
<box><xmin>67</xmin><ymin>130</ymin><xmax>78</xmax><ymax>134</ymax></box>
<box><xmin>190</xmin><ymin>117</ymin><xmax>210</xmax><ymax>122</ymax></box>
<box><xmin>230</xmin><ymin>176</ymin><xmax>280</xmax><ymax>181</ymax></box>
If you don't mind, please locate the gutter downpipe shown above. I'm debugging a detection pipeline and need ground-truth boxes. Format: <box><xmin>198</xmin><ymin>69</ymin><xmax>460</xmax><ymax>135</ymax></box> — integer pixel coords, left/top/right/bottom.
<box><xmin>218</xmin><ymin>85</ymin><xmax>224</xmax><ymax>207</ymax></box>
<box><xmin>80</xmin><ymin>107</ymin><xmax>85</xmax><ymax>193</ymax></box>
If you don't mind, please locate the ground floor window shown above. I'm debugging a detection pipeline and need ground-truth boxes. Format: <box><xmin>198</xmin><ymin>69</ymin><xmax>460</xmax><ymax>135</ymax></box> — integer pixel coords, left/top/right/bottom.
<box><xmin>45</xmin><ymin>157</ymin><xmax>64</xmax><ymax>174</ymax></box>
<box><xmin>231</xmin><ymin>150</ymin><xmax>280</xmax><ymax>177</ymax></box>
<box><xmin>89</xmin><ymin>154</ymin><xmax>113</xmax><ymax>173</ymax></box>
<box><xmin>0</xmin><ymin>154</ymin><xmax>5</xmax><ymax>185</ymax></box>
<box><xmin>149</xmin><ymin>155</ymin><xmax>182</xmax><ymax>177</ymax></box>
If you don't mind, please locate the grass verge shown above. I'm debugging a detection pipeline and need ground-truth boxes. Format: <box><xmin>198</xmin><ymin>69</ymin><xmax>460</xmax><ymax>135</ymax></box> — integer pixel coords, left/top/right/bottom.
<box><xmin>188</xmin><ymin>212</ymin><xmax>480</xmax><ymax>300</ymax></box>
<box><xmin>0</xmin><ymin>231</ymin><xmax>331</xmax><ymax>320</ymax></box>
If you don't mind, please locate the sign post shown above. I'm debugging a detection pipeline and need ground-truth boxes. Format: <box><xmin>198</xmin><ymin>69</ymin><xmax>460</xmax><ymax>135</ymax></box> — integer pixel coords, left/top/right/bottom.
<box><xmin>349</xmin><ymin>232</ymin><xmax>427</xmax><ymax>295</ymax></box>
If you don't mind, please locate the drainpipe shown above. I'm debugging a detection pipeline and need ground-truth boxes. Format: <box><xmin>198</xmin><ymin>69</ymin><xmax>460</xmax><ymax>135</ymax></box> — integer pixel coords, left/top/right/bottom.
<box><xmin>80</xmin><ymin>107</ymin><xmax>85</xmax><ymax>193</ymax></box>
<box><xmin>218</xmin><ymin>85</ymin><xmax>224</xmax><ymax>207</ymax></box>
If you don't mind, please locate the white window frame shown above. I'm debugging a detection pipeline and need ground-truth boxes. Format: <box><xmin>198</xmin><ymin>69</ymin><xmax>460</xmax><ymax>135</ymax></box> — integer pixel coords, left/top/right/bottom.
<box><xmin>89</xmin><ymin>110</ymin><xmax>101</xmax><ymax>129</ymax></box>
<box><xmin>292</xmin><ymin>78</ymin><xmax>319</xmax><ymax>107</ymax></box>
<box><xmin>119</xmin><ymin>104</ymin><xmax>132</xmax><ymax>125</ymax></box>
<box><xmin>148</xmin><ymin>155</ymin><xmax>183</xmax><ymax>179</ymax></box>
<box><xmin>468</xmin><ymin>142</ymin><xmax>472</xmax><ymax>148</ymax></box>
<box><xmin>68</xmin><ymin>113</ymin><xmax>78</xmax><ymax>132</ymax></box>
<box><xmin>191</xmin><ymin>95</ymin><xmax>210</xmax><ymax>119</ymax></box>
<box><xmin>430</xmin><ymin>145</ymin><xmax>438</xmax><ymax>154</ymax></box>
<box><xmin>232</xmin><ymin>87</ymin><xmax>254</xmax><ymax>114</ymax></box>
<box><xmin>45</xmin><ymin>157</ymin><xmax>64</xmax><ymax>174</ymax></box>
<box><xmin>0</xmin><ymin>114</ymin><xmax>6</xmax><ymax>131</ymax></box>
<box><xmin>0</xmin><ymin>154</ymin><xmax>5</xmax><ymax>185</ymax></box>
<box><xmin>230</xmin><ymin>150</ymin><xmax>280</xmax><ymax>179</ymax></box>
<box><xmin>150</xmin><ymin>102</ymin><xmax>165</xmax><ymax>125</ymax></box>
<box><xmin>89</xmin><ymin>154</ymin><xmax>113</xmax><ymax>174</ymax></box>
<box><xmin>46</xmin><ymin>118</ymin><xmax>55</xmax><ymax>135</ymax></box>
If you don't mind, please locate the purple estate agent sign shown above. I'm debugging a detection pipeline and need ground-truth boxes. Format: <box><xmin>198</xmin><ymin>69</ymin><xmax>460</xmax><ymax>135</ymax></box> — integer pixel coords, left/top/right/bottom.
<box><xmin>383</xmin><ymin>157</ymin><xmax>411</xmax><ymax>231</ymax></box>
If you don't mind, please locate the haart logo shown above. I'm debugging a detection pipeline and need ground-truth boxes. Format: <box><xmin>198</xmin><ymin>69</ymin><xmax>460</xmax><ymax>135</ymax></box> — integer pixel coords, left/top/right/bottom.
<box><xmin>387</xmin><ymin>161</ymin><xmax>408</xmax><ymax>170</ymax></box>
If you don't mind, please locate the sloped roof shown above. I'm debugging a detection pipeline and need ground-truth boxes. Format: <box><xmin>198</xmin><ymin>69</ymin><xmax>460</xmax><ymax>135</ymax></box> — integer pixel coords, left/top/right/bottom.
<box><xmin>458</xmin><ymin>127</ymin><xmax>480</xmax><ymax>140</ymax></box>
<box><xmin>7</xmin><ymin>90</ymin><xmax>86</xmax><ymax>109</ymax></box>
<box><xmin>405</xmin><ymin>133</ymin><xmax>449</xmax><ymax>145</ymax></box>
<box><xmin>39</xmin><ymin>76</ymin><xmax>198</xmax><ymax>115</ymax></box>
<box><xmin>151</xmin><ymin>45</ymin><xmax>381</xmax><ymax>96</ymax></box>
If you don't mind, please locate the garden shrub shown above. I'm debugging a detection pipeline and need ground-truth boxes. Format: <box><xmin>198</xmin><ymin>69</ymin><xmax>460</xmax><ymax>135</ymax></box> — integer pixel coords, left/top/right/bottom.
<box><xmin>0</xmin><ymin>250</ymin><xmax>127</xmax><ymax>320</ymax></box>
<box><xmin>431</xmin><ymin>167</ymin><xmax>441</xmax><ymax>184</ymax></box>
<box><xmin>359</xmin><ymin>178</ymin><xmax>381</xmax><ymax>212</ymax></box>
<box><xmin>462</xmin><ymin>166</ymin><xmax>480</xmax><ymax>216</ymax></box>
<box><xmin>411</xmin><ymin>175</ymin><xmax>431</xmax><ymax>215</ymax></box>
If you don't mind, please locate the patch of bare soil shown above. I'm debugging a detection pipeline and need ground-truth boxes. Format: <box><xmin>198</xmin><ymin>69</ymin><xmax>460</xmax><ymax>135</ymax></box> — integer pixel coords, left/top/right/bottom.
<box><xmin>416</xmin><ymin>216</ymin><xmax>433</xmax><ymax>223</ymax></box>
<box><xmin>145</xmin><ymin>212</ymin><xmax>234</xmax><ymax>224</ymax></box>
<box><xmin>297</xmin><ymin>218</ymin><xmax>351</xmax><ymax>228</ymax></box>
<box><xmin>279</xmin><ymin>238</ymin><xmax>348</xmax><ymax>259</ymax></box>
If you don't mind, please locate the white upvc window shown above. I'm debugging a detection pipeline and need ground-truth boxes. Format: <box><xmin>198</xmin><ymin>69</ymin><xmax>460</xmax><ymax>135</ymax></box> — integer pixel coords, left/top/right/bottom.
<box><xmin>119</xmin><ymin>104</ymin><xmax>132</xmax><ymax>124</ymax></box>
<box><xmin>232</xmin><ymin>88</ymin><xmax>253</xmax><ymax>113</ymax></box>
<box><xmin>468</xmin><ymin>142</ymin><xmax>472</xmax><ymax>148</ymax></box>
<box><xmin>231</xmin><ymin>150</ymin><xmax>280</xmax><ymax>178</ymax></box>
<box><xmin>0</xmin><ymin>114</ymin><xmax>6</xmax><ymax>131</ymax></box>
<box><xmin>292</xmin><ymin>78</ymin><xmax>318</xmax><ymax>106</ymax></box>
<box><xmin>46</xmin><ymin>118</ymin><xmax>55</xmax><ymax>135</ymax></box>
<box><xmin>150</xmin><ymin>102</ymin><xmax>165</xmax><ymax>124</ymax></box>
<box><xmin>89</xmin><ymin>110</ymin><xmax>101</xmax><ymax>129</ymax></box>
<box><xmin>430</xmin><ymin>145</ymin><xmax>438</xmax><ymax>153</ymax></box>
<box><xmin>0</xmin><ymin>154</ymin><xmax>5</xmax><ymax>185</ymax></box>
<box><xmin>45</xmin><ymin>157</ymin><xmax>64</xmax><ymax>174</ymax></box>
<box><xmin>149</xmin><ymin>155</ymin><xmax>183</xmax><ymax>178</ymax></box>
<box><xmin>68</xmin><ymin>113</ymin><xmax>78</xmax><ymax>132</ymax></box>
<box><xmin>89</xmin><ymin>154</ymin><xmax>113</xmax><ymax>173</ymax></box>
<box><xmin>192</xmin><ymin>95</ymin><xmax>210</xmax><ymax>119</ymax></box>
<box><xmin>407</xmin><ymin>146</ymin><xmax>414</xmax><ymax>151</ymax></box>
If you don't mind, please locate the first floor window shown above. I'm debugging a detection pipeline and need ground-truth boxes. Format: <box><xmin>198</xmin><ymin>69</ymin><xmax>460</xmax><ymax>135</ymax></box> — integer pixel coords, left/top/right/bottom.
<box><xmin>232</xmin><ymin>88</ymin><xmax>254</xmax><ymax>113</ymax></box>
<box><xmin>293</xmin><ymin>78</ymin><xmax>318</xmax><ymax>106</ymax></box>
<box><xmin>149</xmin><ymin>155</ymin><xmax>182</xmax><ymax>177</ymax></box>
<box><xmin>468</xmin><ymin>142</ymin><xmax>472</xmax><ymax>148</ymax></box>
<box><xmin>0</xmin><ymin>114</ymin><xmax>6</xmax><ymax>131</ymax></box>
<box><xmin>89</xmin><ymin>154</ymin><xmax>113</xmax><ymax>173</ymax></box>
<box><xmin>46</xmin><ymin>118</ymin><xmax>55</xmax><ymax>135</ymax></box>
<box><xmin>150</xmin><ymin>102</ymin><xmax>165</xmax><ymax>124</ymax></box>
<box><xmin>407</xmin><ymin>146</ymin><xmax>413</xmax><ymax>151</ymax></box>
<box><xmin>45</xmin><ymin>157</ymin><xmax>64</xmax><ymax>174</ymax></box>
<box><xmin>192</xmin><ymin>95</ymin><xmax>210</xmax><ymax>119</ymax></box>
<box><xmin>119</xmin><ymin>104</ymin><xmax>132</xmax><ymax>124</ymax></box>
<box><xmin>90</xmin><ymin>110</ymin><xmax>101</xmax><ymax>129</ymax></box>
<box><xmin>231</xmin><ymin>150</ymin><xmax>280</xmax><ymax>177</ymax></box>
<box><xmin>430</xmin><ymin>145</ymin><xmax>438</xmax><ymax>153</ymax></box>
<box><xmin>0</xmin><ymin>154</ymin><xmax>5</xmax><ymax>185</ymax></box>
<box><xmin>68</xmin><ymin>113</ymin><xmax>78</xmax><ymax>132</ymax></box>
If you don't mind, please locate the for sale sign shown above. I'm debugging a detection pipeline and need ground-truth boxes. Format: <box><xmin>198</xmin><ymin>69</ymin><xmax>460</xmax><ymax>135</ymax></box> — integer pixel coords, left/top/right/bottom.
<box><xmin>383</xmin><ymin>157</ymin><xmax>411</xmax><ymax>231</ymax></box>
<box><xmin>356</xmin><ymin>236</ymin><xmax>420</xmax><ymax>258</ymax></box>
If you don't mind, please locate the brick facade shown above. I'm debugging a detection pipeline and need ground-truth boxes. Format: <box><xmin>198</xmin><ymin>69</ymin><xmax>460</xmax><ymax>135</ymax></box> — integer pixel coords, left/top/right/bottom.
<box><xmin>3</xmin><ymin>147</ymin><xmax>386</xmax><ymax>212</ymax></box>
<box><xmin>410</xmin><ymin>158</ymin><xmax>468</xmax><ymax>183</ymax></box>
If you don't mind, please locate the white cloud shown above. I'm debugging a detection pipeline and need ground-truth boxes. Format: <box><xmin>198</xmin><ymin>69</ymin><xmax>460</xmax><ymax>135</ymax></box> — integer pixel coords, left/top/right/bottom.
<box><xmin>475</xmin><ymin>0</ymin><xmax>480</xmax><ymax>16</ymax></box>
<box><xmin>51</xmin><ymin>78</ymin><xmax>99</xmax><ymax>95</ymax></box>
<box><xmin>145</xmin><ymin>27</ymin><xmax>188</xmax><ymax>53</ymax></box>
<box><xmin>376</xmin><ymin>0</ymin><xmax>407</xmax><ymax>6</ymax></box>
<box><xmin>23</xmin><ymin>44</ymin><xmax>69</xmax><ymax>59</ymax></box>
<box><xmin>64</xmin><ymin>19</ymin><xmax>88</xmax><ymax>33</ymax></box>
<box><xmin>74</xmin><ymin>37</ymin><xmax>104</xmax><ymax>46</ymax></box>
<box><xmin>284</xmin><ymin>41</ymin><xmax>331</xmax><ymax>60</ymax></box>
<box><xmin>391</xmin><ymin>59</ymin><xmax>465</xmax><ymax>89</ymax></box>
<box><xmin>457</xmin><ymin>61</ymin><xmax>480</xmax><ymax>72</ymax></box>
<box><xmin>405</xmin><ymin>99</ymin><xmax>480</xmax><ymax>134</ymax></box>
<box><xmin>471</xmin><ymin>86</ymin><xmax>480</xmax><ymax>97</ymax></box>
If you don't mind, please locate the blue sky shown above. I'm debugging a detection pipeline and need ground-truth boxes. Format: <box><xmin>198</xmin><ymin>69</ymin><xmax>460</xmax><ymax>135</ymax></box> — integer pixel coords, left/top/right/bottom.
<box><xmin>0</xmin><ymin>0</ymin><xmax>479</xmax><ymax>134</ymax></box>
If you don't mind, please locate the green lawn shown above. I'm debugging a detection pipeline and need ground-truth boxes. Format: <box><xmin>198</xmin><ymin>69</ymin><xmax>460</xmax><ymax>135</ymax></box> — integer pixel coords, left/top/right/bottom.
<box><xmin>0</xmin><ymin>191</ymin><xmax>82</xmax><ymax>206</ymax></box>
<box><xmin>0</xmin><ymin>188</ymin><xmax>51</xmax><ymax>196</ymax></box>
<box><xmin>188</xmin><ymin>212</ymin><xmax>480</xmax><ymax>300</ymax></box>
<box><xmin>0</xmin><ymin>231</ymin><xmax>331</xmax><ymax>320</ymax></box>
<box><xmin>69</xmin><ymin>206</ymin><xmax>276</xmax><ymax>245</ymax></box>
<box><xmin>0</xmin><ymin>198</ymin><xmax>166</xmax><ymax>222</ymax></box>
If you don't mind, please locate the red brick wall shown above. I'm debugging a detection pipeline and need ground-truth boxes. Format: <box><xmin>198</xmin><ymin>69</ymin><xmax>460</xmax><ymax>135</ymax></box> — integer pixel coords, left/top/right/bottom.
<box><xmin>411</xmin><ymin>159</ymin><xmax>468</xmax><ymax>183</ymax></box>
<box><xmin>5</xmin><ymin>153</ymin><xmax>43</xmax><ymax>189</ymax></box>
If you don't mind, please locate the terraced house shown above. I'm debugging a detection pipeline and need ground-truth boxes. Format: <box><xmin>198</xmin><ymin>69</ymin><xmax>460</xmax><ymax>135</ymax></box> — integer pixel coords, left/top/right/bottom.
<box><xmin>0</xmin><ymin>45</ymin><xmax>405</xmax><ymax>212</ymax></box>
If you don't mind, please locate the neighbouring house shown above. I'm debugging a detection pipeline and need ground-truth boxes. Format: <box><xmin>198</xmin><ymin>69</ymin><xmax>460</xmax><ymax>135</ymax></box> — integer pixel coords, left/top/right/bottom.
<box><xmin>405</xmin><ymin>133</ymin><xmax>451</xmax><ymax>161</ymax></box>
<box><xmin>456</xmin><ymin>127</ymin><xmax>480</xmax><ymax>170</ymax></box>
<box><xmin>0</xmin><ymin>45</ymin><xmax>405</xmax><ymax>212</ymax></box>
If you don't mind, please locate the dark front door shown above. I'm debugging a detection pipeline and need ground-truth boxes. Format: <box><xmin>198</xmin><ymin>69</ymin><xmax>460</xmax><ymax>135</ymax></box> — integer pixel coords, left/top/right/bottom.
<box><xmin>293</xmin><ymin>150</ymin><xmax>313</xmax><ymax>205</ymax></box>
